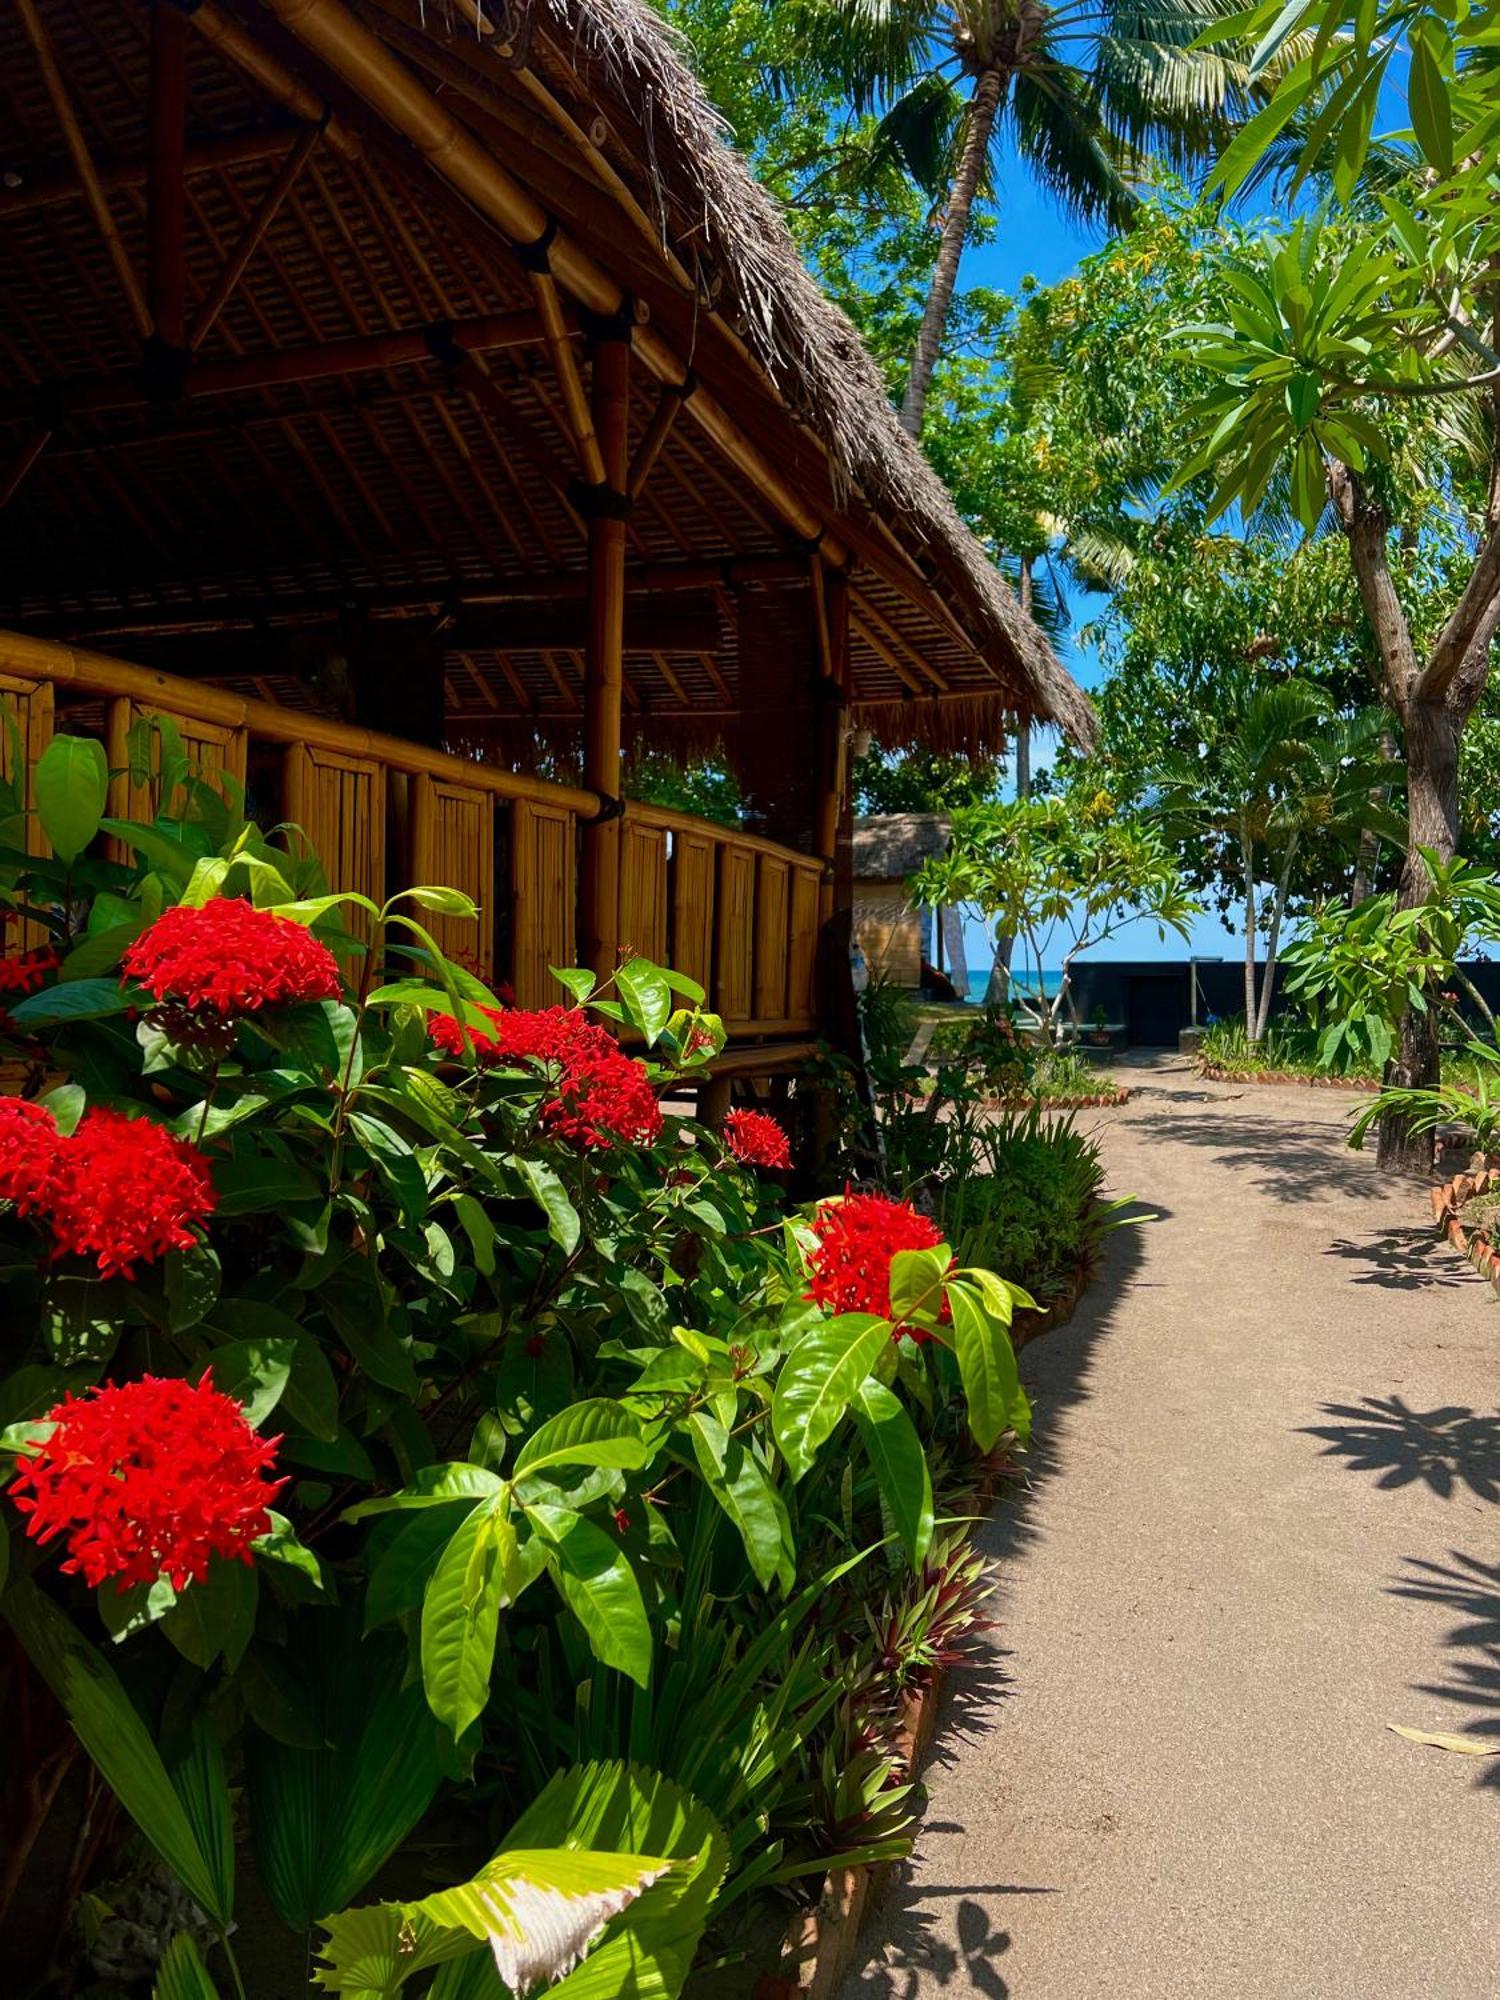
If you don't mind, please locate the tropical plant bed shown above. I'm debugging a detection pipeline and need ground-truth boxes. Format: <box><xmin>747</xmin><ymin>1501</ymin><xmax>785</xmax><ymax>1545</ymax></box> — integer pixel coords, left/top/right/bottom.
<box><xmin>755</xmin><ymin>1248</ymin><xmax>1098</xmax><ymax>2000</ymax></box>
<box><xmin>998</xmin><ymin>1086</ymin><xmax>1131</xmax><ymax>1110</ymax></box>
<box><xmin>1430</xmin><ymin>1165</ymin><xmax>1500</xmax><ymax>1291</ymax></box>
<box><xmin>1194</xmin><ymin>1063</ymin><xmax>1379</xmax><ymax>1091</ymax></box>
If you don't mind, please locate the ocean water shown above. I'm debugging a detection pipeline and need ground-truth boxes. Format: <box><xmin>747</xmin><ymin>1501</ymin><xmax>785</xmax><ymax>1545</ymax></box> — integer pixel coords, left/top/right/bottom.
<box><xmin>964</xmin><ymin>969</ymin><xmax>1063</xmax><ymax>1004</ymax></box>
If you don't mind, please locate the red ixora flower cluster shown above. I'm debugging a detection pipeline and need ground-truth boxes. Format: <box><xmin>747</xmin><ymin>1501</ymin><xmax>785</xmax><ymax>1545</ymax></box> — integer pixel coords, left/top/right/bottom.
<box><xmin>724</xmin><ymin>1108</ymin><xmax>792</xmax><ymax>1171</ymax></box>
<box><xmin>431</xmin><ymin>1002</ymin><xmax>661</xmax><ymax>1149</ymax></box>
<box><xmin>122</xmin><ymin>897</ymin><xmax>341</xmax><ymax>1016</ymax></box>
<box><xmin>8</xmin><ymin>1375</ymin><xmax>285</xmax><ymax>1591</ymax></box>
<box><xmin>806</xmin><ymin>1190</ymin><xmax>952</xmax><ymax>1343</ymax></box>
<box><xmin>0</xmin><ymin>1103</ymin><xmax>216</xmax><ymax>1279</ymax></box>
<box><xmin>0</xmin><ymin>946</ymin><xmax>60</xmax><ymax>998</ymax></box>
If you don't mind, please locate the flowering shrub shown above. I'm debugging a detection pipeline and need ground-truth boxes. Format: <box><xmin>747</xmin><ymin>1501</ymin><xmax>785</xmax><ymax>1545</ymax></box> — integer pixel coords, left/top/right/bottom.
<box><xmin>0</xmin><ymin>732</ymin><xmax>1032</xmax><ymax>1998</ymax></box>
<box><xmin>9</xmin><ymin>1376</ymin><xmax>284</xmax><ymax>1590</ymax></box>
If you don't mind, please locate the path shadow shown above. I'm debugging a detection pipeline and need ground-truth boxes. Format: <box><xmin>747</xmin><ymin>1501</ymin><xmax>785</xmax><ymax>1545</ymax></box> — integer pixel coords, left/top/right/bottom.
<box><xmin>840</xmin><ymin>1199</ymin><xmax>1154</xmax><ymax>1996</ymax></box>
<box><xmin>1390</xmin><ymin>1551</ymin><xmax>1500</xmax><ymax>1783</ymax></box>
<box><xmin>1322</xmin><ymin>1226</ymin><xmax>1472</xmax><ymax>1292</ymax></box>
<box><xmin>1302</xmin><ymin>1396</ymin><xmax>1500</xmax><ymax>1500</ymax></box>
<box><xmin>1128</xmin><ymin>1110</ymin><xmax>1387</xmax><ymax>1206</ymax></box>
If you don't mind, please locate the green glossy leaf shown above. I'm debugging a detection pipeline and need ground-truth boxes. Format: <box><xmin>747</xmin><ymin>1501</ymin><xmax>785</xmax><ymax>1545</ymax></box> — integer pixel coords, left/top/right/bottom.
<box><xmin>947</xmin><ymin>1282</ymin><xmax>1029</xmax><ymax>1454</ymax></box>
<box><xmin>162</xmin><ymin>1558</ymin><xmax>259</xmax><ymax>1671</ymax></box>
<box><xmin>202</xmin><ymin>1335</ymin><xmax>294</xmax><ymax>1427</ymax></box>
<box><xmin>687</xmin><ymin>1410</ymin><xmax>792</xmax><ymax>1592</ymax></box>
<box><xmin>511</xmin><ymin>1155</ymin><xmax>581</xmax><ymax>1255</ymax></box>
<box><xmin>851</xmin><ymin>1380</ymin><xmax>933</xmax><ymax>1569</ymax></box>
<box><xmin>516</xmin><ymin>1398</ymin><xmax>649</xmax><ymax>1478</ymax></box>
<box><xmin>36</xmin><ymin>734</ymin><xmax>108</xmax><ymax>862</ymax></box>
<box><xmin>616</xmin><ymin>959</ymin><xmax>672</xmax><ymax>1044</ymax></box>
<box><xmin>420</xmin><ymin>1498</ymin><xmax>515</xmax><ymax>1737</ymax></box>
<box><xmin>343</xmin><ymin>1462</ymin><xmax>503</xmax><ymax>1523</ymax></box>
<box><xmin>771</xmin><ymin>1312</ymin><xmax>890</xmax><ymax>1481</ymax></box>
<box><xmin>153</xmin><ymin>1932</ymin><xmax>220</xmax><ymax>2000</ymax></box>
<box><xmin>9</xmin><ymin>977</ymin><xmax>132</xmax><ymax>1026</ymax></box>
<box><xmin>529</xmin><ymin>1504</ymin><xmax>652</xmax><ymax>1687</ymax></box>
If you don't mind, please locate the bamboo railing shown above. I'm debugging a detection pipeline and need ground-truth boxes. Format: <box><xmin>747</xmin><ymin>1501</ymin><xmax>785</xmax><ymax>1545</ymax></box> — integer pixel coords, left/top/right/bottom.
<box><xmin>0</xmin><ymin>631</ymin><xmax>828</xmax><ymax>1042</ymax></box>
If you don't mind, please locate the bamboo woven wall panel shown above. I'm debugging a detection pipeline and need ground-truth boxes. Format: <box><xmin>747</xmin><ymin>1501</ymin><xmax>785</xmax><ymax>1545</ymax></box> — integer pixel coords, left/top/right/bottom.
<box><xmin>669</xmin><ymin>827</ymin><xmax>716</xmax><ymax>995</ymax></box>
<box><xmin>0</xmin><ymin>671</ymin><xmax>53</xmax><ymax>947</ymax></box>
<box><xmin>410</xmin><ymin>775</ymin><xmax>495</xmax><ymax>978</ymax></box>
<box><xmin>283</xmin><ymin>742</ymin><xmax>387</xmax><ymax>945</ymax></box>
<box><xmin>716</xmin><ymin>842</ymin><xmax>757</xmax><ymax>1025</ymax></box>
<box><xmin>105</xmin><ymin>698</ymin><xmax>248</xmax><ymax>827</ymax></box>
<box><xmin>511</xmin><ymin>798</ymin><xmax>576</xmax><ymax>1007</ymax></box>
<box><xmin>787</xmin><ymin>863</ymin><xmax>822</xmax><ymax>1022</ymax></box>
<box><xmin>754</xmin><ymin>855</ymin><xmax>791</xmax><ymax>1020</ymax></box>
<box><xmin>619</xmin><ymin>820</ymin><xmax>668</xmax><ymax>966</ymax></box>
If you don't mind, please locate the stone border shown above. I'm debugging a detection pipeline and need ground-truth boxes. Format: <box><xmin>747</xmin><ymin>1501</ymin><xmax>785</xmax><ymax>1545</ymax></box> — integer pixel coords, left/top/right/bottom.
<box><xmin>1195</xmin><ymin>1063</ymin><xmax>1379</xmax><ymax>1092</ymax></box>
<box><xmin>1431</xmin><ymin>1165</ymin><xmax>1500</xmax><ymax>1292</ymax></box>
<box><xmin>991</xmin><ymin>1088</ymin><xmax>1131</xmax><ymax>1111</ymax></box>
<box><xmin>757</xmin><ymin>1254</ymin><xmax>1095</xmax><ymax>1999</ymax></box>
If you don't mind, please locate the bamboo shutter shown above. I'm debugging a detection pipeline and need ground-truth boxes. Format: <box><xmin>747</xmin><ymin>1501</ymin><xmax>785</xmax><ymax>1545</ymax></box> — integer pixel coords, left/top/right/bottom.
<box><xmin>618</xmin><ymin>818</ymin><xmax>668</xmax><ymax>965</ymax></box>
<box><xmin>0</xmin><ymin>671</ymin><xmax>53</xmax><ymax>946</ymax></box>
<box><xmin>410</xmin><ymin>774</ymin><xmax>495</xmax><ymax>978</ymax></box>
<box><xmin>787</xmin><ymin>863</ymin><xmax>822</xmax><ymax>1024</ymax></box>
<box><xmin>670</xmin><ymin>827</ymin><xmax>716</xmax><ymax>997</ymax></box>
<box><xmin>754</xmin><ymin>855</ymin><xmax>791</xmax><ymax>1020</ymax></box>
<box><xmin>283</xmin><ymin>742</ymin><xmax>386</xmax><ymax>945</ymax></box>
<box><xmin>510</xmin><ymin>798</ymin><xmax>576</xmax><ymax>1006</ymax></box>
<box><xmin>716</xmin><ymin>843</ymin><xmax>757</xmax><ymax>1026</ymax></box>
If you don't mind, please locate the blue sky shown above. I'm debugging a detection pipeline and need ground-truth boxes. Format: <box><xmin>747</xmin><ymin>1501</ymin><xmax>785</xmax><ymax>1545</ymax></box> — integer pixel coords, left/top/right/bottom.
<box><xmin>951</xmin><ymin>145</ymin><xmax>1246</xmax><ymax>973</ymax></box>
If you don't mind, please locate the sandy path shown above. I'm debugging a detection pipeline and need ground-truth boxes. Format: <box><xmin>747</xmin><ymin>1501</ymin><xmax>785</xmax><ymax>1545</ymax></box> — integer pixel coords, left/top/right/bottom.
<box><xmin>847</xmin><ymin>1057</ymin><xmax>1500</xmax><ymax>2000</ymax></box>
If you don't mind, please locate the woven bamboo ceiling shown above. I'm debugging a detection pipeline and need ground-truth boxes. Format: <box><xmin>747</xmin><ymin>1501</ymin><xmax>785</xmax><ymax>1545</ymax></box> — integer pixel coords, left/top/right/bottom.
<box><xmin>0</xmin><ymin>0</ymin><xmax>1090</xmax><ymax>765</ymax></box>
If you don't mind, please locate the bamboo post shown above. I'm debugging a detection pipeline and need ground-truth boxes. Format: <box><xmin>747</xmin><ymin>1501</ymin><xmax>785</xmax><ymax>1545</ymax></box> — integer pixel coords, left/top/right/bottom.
<box><xmin>579</xmin><ymin>336</ymin><xmax>631</xmax><ymax>979</ymax></box>
<box><xmin>147</xmin><ymin>1</ymin><xmax>188</xmax><ymax>351</ymax></box>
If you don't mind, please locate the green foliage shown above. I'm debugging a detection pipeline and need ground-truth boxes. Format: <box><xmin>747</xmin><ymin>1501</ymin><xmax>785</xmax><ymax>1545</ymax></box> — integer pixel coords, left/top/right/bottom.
<box><xmin>938</xmin><ymin>1106</ymin><xmax>1109</xmax><ymax>1305</ymax></box>
<box><xmin>0</xmin><ymin>738</ymin><xmax>1032</xmax><ymax>1981</ymax></box>
<box><xmin>915</xmin><ymin>794</ymin><xmax>1197</xmax><ymax>1042</ymax></box>
<box><xmin>626</xmin><ymin>754</ymin><xmax>744</xmax><ymax>828</ymax></box>
<box><xmin>853</xmin><ymin>747</ymin><xmax>1002</xmax><ymax>814</ymax></box>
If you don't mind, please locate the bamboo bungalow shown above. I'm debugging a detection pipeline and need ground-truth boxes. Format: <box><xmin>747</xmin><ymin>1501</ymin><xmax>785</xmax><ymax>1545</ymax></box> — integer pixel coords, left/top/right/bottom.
<box><xmin>0</xmin><ymin>0</ymin><xmax>1092</xmax><ymax>1090</ymax></box>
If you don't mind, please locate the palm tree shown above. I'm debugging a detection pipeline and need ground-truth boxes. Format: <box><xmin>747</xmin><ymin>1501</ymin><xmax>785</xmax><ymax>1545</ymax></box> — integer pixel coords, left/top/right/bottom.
<box><xmin>791</xmin><ymin>0</ymin><xmax>1262</xmax><ymax>434</ymax></box>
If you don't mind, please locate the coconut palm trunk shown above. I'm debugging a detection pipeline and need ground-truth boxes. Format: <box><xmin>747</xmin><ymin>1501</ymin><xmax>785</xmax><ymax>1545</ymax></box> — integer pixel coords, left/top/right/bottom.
<box><xmin>900</xmin><ymin>62</ymin><xmax>1007</xmax><ymax>438</ymax></box>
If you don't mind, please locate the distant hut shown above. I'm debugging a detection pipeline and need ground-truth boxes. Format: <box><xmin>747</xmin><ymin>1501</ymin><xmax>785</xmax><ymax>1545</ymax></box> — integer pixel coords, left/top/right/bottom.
<box><xmin>853</xmin><ymin>813</ymin><xmax>959</xmax><ymax>992</ymax></box>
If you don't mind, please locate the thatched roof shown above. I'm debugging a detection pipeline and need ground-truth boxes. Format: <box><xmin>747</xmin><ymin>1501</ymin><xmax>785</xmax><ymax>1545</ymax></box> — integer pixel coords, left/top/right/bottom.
<box><xmin>0</xmin><ymin>0</ymin><xmax>1094</xmax><ymax>757</ymax></box>
<box><xmin>853</xmin><ymin>812</ymin><xmax>952</xmax><ymax>880</ymax></box>
<box><xmin>520</xmin><ymin>0</ymin><xmax>1093</xmax><ymax>749</ymax></box>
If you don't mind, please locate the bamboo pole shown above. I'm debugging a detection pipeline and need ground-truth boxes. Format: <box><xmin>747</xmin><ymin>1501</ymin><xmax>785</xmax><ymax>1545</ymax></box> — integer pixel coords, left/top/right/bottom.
<box><xmin>189</xmin><ymin>126</ymin><xmax>322</xmax><ymax>349</ymax></box>
<box><xmin>531</xmin><ymin>272</ymin><xmax>605</xmax><ymax>485</ymax></box>
<box><xmin>0</xmin><ymin>431</ymin><xmax>53</xmax><ymax>511</ymax></box>
<box><xmin>811</xmin><ymin>555</ymin><xmax>848</xmax><ymax>865</ymax></box>
<box><xmin>147</xmin><ymin>2</ymin><xmax>188</xmax><ymax>349</ymax></box>
<box><xmin>188</xmin><ymin>2</ymin><xmax>363</xmax><ymax>161</ymax></box>
<box><xmin>15</xmin><ymin>0</ymin><xmax>152</xmax><ymax>340</ymax></box>
<box><xmin>0</xmin><ymin>311</ymin><xmax>547</xmax><ymax>422</ymax></box>
<box><xmin>579</xmin><ymin>336</ymin><xmax>631</xmax><ymax>977</ymax></box>
<box><xmin>254</xmin><ymin>0</ymin><xmax>850</xmax><ymax>563</ymax></box>
<box><xmin>627</xmin><ymin>384</ymin><xmax>686</xmax><ymax>499</ymax></box>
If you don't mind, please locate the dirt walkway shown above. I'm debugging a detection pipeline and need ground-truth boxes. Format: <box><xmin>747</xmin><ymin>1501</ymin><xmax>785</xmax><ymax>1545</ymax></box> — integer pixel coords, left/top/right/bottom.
<box><xmin>848</xmin><ymin>1056</ymin><xmax>1500</xmax><ymax>2000</ymax></box>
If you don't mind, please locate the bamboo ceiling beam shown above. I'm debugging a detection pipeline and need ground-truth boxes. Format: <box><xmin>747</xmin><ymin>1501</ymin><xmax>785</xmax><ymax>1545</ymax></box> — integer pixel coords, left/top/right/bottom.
<box><xmin>531</xmin><ymin>271</ymin><xmax>604</xmax><ymax>486</ymax></box>
<box><xmin>0</xmin><ymin>310</ymin><xmax>547</xmax><ymax>423</ymax></box>
<box><xmin>0</xmin><ymin>125</ymin><xmax>306</xmax><ymax>221</ymax></box>
<box><xmin>187</xmin><ymin>2</ymin><xmax>363</xmax><ymax>162</ymax></box>
<box><xmin>147</xmin><ymin>1</ymin><xmax>189</xmax><ymax>350</ymax></box>
<box><xmin>253</xmin><ymin>0</ymin><xmax>849</xmax><ymax>562</ymax></box>
<box><xmin>189</xmin><ymin>125</ymin><xmax>321</xmax><ymax>349</ymax></box>
<box><xmin>627</xmin><ymin>383</ymin><xmax>687</xmax><ymax>501</ymax></box>
<box><xmin>853</xmin><ymin>592</ymin><xmax>949</xmax><ymax>692</ymax></box>
<box><xmin>16</xmin><ymin>0</ymin><xmax>153</xmax><ymax>340</ymax></box>
<box><xmin>850</xmin><ymin>613</ymin><xmax>926</xmax><ymax>697</ymax></box>
<box><xmin>0</xmin><ymin>430</ymin><xmax>52</xmax><ymax>511</ymax></box>
<box><xmin>443</xmin><ymin>352</ymin><xmax>586</xmax><ymax>533</ymax></box>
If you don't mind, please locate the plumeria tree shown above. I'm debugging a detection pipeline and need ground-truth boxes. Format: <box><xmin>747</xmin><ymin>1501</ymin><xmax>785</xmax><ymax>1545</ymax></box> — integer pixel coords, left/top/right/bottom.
<box><xmin>913</xmin><ymin>793</ymin><xmax>1199</xmax><ymax>1036</ymax></box>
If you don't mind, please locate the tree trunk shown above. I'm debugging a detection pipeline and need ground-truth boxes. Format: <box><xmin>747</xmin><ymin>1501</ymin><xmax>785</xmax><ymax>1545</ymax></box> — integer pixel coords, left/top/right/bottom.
<box><xmin>1240</xmin><ymin>828</ymin><xmax>1257</xmax><ymax>1034</ymax></box>
<box><xmin>899</xmin><ymin>64</ymin><xmax>1005</xmax><ymax>439</ymax></box>
<box><xmin>1252</xmin><ymin>834</ymin><xmax>1299</xmax><ymax>1044</ymax></box>
<box><xmin>1376</xmin><ymin>697</ymin><xmax>1460</xmax><ymax>1174</ymax></box>
<box><xmin>1350</xmin><ymin>729</ymin><xmax>1397</xmax><ymax>905</ymax></box>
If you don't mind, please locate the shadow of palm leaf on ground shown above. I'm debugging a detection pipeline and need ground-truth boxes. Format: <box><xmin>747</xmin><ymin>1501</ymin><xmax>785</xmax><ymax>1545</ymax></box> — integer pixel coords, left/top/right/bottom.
<box><xmin>1301</xmin><ymin>1396</ymin><xmax>1500</xmax><ymax>1501</ymax></box>
<box><xmin>1390</xmin><ymin>1552</ymin><xmax>1500</xmax><ymax>1783</ymax></box>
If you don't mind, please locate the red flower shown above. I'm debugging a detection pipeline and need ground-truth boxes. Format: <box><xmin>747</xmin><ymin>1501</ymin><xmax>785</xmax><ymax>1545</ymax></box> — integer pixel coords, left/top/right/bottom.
<box><xmin>122</xmin><ymin>898</ymin><xmax>340</xmax><ymax>1016</ymax></box>
<box><xmin>0</xmin><ymin>946</ymin><xmax>60</xmax><ymax>997</ymax></box>
<box><xmin>0</xmin><ymin>1097</ymin><xmax>63</xmax><ymax>1216</ymax></box>
<box><xmin>806</xmin><ymin>1190</ymin><xmax>952</xmax><ymax>1342</ymax></box>
<box><xmin>7</xmin><ymin>1374</ymin><xmax>285</xmax><ymax>1591</ymax></box>
<box><xmin>47</xmin><ymin>1108</ymin><xmax>216</xmax><ymax>1279</ymax></box>
<box><xmin>427</xmin><ymin>1002</ymin><xmax>508</xmax><ymax>1063</ymax></box>
<box><xmin>724</xmin><ymin>1108</ymin><xmax>792</xmax><ymax>1171</ymax></box>
<box><xmin>490</xmin><ymin>1007</ymin><xmax>662</xmax><ymax>1149</ymax></box>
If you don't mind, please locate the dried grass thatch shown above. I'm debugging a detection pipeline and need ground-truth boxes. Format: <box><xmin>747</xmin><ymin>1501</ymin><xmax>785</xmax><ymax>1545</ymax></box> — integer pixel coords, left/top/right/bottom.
<box><xmin>444</xmin><ymin>0</ymin><xmax>1093</xmax><ymax>747</ymax></box>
